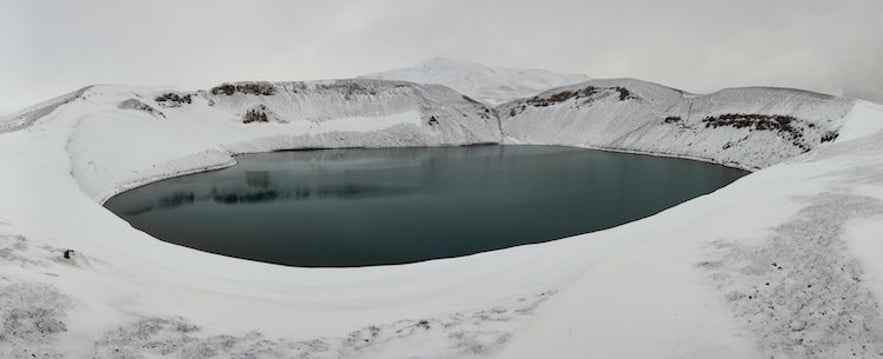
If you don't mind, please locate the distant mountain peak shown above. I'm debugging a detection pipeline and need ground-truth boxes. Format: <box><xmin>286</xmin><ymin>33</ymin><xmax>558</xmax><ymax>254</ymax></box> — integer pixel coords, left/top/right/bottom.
<box><xmin>418</xmin><ymin>56</ymin><xmax>477</xmax><ymax>66</ymax></box>
<box><xmin>421</xmin><ymin>56</ymin><xmax>460</xmax><ymax>64</ymax></box>
<box><xmin>361</xmin><ymin>57</ymin><xmax>588</xmax><ymax>105</ymax></box>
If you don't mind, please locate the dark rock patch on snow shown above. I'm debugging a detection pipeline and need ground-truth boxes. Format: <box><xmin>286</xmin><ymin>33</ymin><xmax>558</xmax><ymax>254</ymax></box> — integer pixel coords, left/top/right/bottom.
<box><xmin>243</xmin><ymin>106</ymin><xmax>270</xmax><ymax>124</ymax></box>
<box><xmin>0</xmin><ymin>233</ymin><xmax>92</xmax><ymax>269</ymax></box>
<box><xmin>701</xmin><ymin>113</ymin><xmax>811</xmax><ymax>152</ymax></box>
<box><xmin>119</xmin><ymin>99</ymin><xmax>165</xmax><ymax>118</ymax></box>
<box><xmin>210</xmin><ymin>82</ymin><xmax>276</xmax><ymax>96</ymax></box>
<box><xmin>663</xmin><ymin>116</ymin><xmax>682</xmax><ymax>124</ymax></box>
<box><xmin>154</xmin><ymin>93</ymin><xmax>193</xmax><ymax>108</ymax></box>
<box><xmin>507</xmin><ymin>85</ymin><xmax>639</xmax><ymax>117</ymax></box>
<box><xmin>700</xmin><ymin>194</ymin><xmax>883</xmax><ymax>357</ymax></box>
<box><xmin>88</xmin><ymin>290</ymin><xmax>556</xmax><ymax>358</ymax></box>
<box><xmin>821</xmin><ymin>131</ymin><xmax>840</xmax><ymax>143</ymax></box>
<box><xmin>0</xmin><ymin>282</ymin><xmax>72</xmax><ymax>358</ymax></box>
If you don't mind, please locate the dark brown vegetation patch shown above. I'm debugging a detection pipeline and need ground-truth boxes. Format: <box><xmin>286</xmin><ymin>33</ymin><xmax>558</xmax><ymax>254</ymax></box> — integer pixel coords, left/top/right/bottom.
<box><xmin>702</xmin><ymin>113</ymin><xmax>814</xmax><ymax>152</ymax></box>
<box><xmin>524</xmin><ymin>86</ymin><xmax>598</xmax><ymax>108</ymax></box>
<box><xmin>821</xmin><ymin>131</ymin><xmax>839</xmax><ymax>143</ymax></box>
<box><xmin>506</xmin><ymin>85</ymin><xmax>640</xmax><ymax>117</ymax></box>
<box><xmin>154</xmin><ymin>93</ymin><xmax>192</xmax><ymax>107</ymax></box>
<box><xmin>613</xmin><ymin>87</ymin><xmax>636</xmax><ymax>101</ymax></box>
<box><xmin>243</xmin><ymin>108</ymin><xmax>269</xmax><ymax>124</ymax></box>
<box><xmin>211</xmin><ymin>82</ymin><xmax>276</xmax><ymax>96</ymax></box>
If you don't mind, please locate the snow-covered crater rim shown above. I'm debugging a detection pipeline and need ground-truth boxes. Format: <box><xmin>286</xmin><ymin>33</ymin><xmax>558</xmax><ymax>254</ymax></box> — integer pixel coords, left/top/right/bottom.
<box><xmin>97</xmin><ymin>139</ymin><xmax>760</xmax><ymax>210</ymax></box>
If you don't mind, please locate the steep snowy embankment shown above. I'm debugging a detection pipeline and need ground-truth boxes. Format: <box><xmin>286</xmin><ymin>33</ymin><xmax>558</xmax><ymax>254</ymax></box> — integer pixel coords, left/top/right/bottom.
<box><xmin>361</xmin><ymin>57</ymin><xmax>588</xmax><ymax>105</ymax></box>
<box><xmin>500</xmin><ymin>79</ymin><xmax>854</xmax><ymax>170</ymax></box>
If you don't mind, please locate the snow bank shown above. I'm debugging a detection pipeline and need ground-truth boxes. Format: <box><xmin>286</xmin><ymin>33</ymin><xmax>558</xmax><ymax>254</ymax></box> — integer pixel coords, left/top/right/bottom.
<box><xmin>1</xmin><ymin>72</ymin><xmax>882</xmax><ymax>358</ymax></box>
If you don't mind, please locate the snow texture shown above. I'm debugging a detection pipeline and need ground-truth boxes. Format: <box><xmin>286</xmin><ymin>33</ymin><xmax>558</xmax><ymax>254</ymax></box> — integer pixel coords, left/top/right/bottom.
<box><xmin>361</xmin><ymin>57</ymin><xmax>589</xmax><ymax>105</ymax></box>
<box><xmin>2</xmin><ymin>64</ymin><xmax>882</xmax><ymax>358</ymax></box>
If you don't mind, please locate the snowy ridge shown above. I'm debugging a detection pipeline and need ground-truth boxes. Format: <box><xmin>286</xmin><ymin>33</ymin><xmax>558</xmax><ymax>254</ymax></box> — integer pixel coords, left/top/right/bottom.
<box><xmin>500</xmin><ymin>79</ymin><xmax>855</xmax><ymax>170</ymax></box>
<box><xmin>361</xmin><ymin>57</ymin><xmax>589</xmax><ymax>105</ymax></box>
<box><xmin>1</xmin><ymin>70</ymin><xmax>883</xmax><ymax>358</ymax></box>
<box><xmin>0</xmin><ymin>85</ymin><xmax>92</xmax><ymax>133</ymax></box>
<box><xmin>61</xmin><ymin>80</ymin><xmax>500</xmax><ymax>202</ymax></box>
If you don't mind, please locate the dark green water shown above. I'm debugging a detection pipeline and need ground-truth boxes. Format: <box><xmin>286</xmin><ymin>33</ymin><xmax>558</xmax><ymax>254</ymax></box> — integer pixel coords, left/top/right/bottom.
<box><xmin>104</xmin><ymin>145</ymin><xmax>746</xmax><ymax>267</ymax></box>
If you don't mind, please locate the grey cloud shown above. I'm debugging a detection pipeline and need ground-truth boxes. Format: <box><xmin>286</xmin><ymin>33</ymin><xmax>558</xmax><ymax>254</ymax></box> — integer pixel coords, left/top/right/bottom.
<box><xmin>1</xmin><ymin>0</ymin><xmax>881</xmax><ymax>114</ymax></box>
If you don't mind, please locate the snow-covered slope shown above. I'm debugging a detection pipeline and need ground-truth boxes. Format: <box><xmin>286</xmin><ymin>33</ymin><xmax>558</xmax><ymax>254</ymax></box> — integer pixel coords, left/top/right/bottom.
<box><xmin>1</xmin><ymin>72</ymin><xmax>882</xmax><ymax>358</ymax></box>
<box><xmin>0</xmin><ymin>85</ymin><xmax>92</xmax><ymax>133</ymax></box>
<box><xmin>361</xmin><ymin>57</ymin><xmax>588</xmax><ymax>105</ymax></box>
<box><xmin>57</xmin><ymin>80</ymin><xmax>501</xmax><ymax>202</ymax></box>
<box><xmin>500</xmin><ymin>79</ymin><xmax>854</xmax><ymax>170</ymax></box>
<box><xmin>502</xmin><ymin>100</ymin><xmax>883</xmax><ymax>358</ymax></box>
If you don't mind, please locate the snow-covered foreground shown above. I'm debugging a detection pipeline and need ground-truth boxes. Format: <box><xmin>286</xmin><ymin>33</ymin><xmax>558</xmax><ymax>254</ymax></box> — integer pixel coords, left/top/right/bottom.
<box><xmin>1</xmin><ymin>74</ymin><xmax>882</xmax><ymax>358</ymax></box>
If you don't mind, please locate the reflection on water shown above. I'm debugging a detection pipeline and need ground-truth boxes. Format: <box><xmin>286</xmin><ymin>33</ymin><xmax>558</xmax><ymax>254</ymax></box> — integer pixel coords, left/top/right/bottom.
<box><xmin>118</xmin><ymin>180</ymin><xmax>411</xmax><ymax>212</ymax></box>
<box><xmin>158</xmin><ymin>192</ymin><xmax>195</xmax><ymax>209</ymax></box>
<box><xmin>245</xmin><ymin>171</ymin><xmax>270</xmax><ymax>188</ymax></box>
<box><xmin>105</xmin><ymin>145</ymin><xmax>747</xmax><ymax>267</ymax></box>
<box><xmin>212</xmin><ymin>189</ymin><xmax>279</xmax><ymax>205</ymax></box>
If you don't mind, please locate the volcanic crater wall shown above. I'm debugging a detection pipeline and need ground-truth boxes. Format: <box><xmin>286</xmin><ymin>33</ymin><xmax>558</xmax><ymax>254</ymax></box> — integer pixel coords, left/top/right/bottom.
<box><xmin>498</xmin><ymin>79</ymin><xmax>854</xmax><ymax>170</ymax></box>
<box><xmin>2</xmin><ymin>77</ymin><xmax>856</xmax><ymax>203</ymax></box>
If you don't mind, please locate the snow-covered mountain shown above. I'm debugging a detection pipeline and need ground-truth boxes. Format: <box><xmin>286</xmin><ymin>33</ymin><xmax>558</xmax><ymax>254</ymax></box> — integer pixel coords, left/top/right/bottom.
<box><xmin>499</xmin><ymin>78</ymin><xmax>854</xmax><ymax>169</ymax></box>
<box><xmin>360</xmin><ymin>57</ymin><xmax>588</xmax><ymax>105</ymax></box>
<box><xmin>2</xmin><ymin>66</ymin><xmax>883</xmax><ymax>358</ymax></box>
<box><xmin>45</xmin><ymin>80</ymin><xmax>500</xmax><ymax>202</ymax></box>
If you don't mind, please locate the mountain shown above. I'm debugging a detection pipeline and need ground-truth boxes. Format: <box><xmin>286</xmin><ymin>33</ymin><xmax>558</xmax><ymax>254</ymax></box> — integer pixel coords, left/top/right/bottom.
<box><xmin>499</xmin><ymin>78</ymin><xmax>854</xmax><ymax>169</ymax></box>
<box><xmin>360</xmin><ymin>57</ymin><xmax>589</xmax><ymax>105</ymax></box>
<box><xmin>11</xmin><ymin>80</ymin><xmax>501</xmax><ymax>202</ymax></box>
<box><xmin>2</xmin><ymin>67</ymin><xmax>883</xmax><ymax>358</ymax></box>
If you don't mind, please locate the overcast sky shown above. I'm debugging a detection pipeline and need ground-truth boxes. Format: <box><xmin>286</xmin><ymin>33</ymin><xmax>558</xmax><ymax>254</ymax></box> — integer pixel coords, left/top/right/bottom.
<box><xmin>2</xmin><ymin>0</ymin><xmax>881</xmax><ymax>114</ymax></box>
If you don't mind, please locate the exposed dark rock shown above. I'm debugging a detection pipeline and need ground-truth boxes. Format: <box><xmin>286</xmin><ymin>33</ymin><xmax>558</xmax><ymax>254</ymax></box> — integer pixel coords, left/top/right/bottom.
<box><xmin>416</xmin><ymin>320</ymin><xmax>430</xmax><ymax>330</ymax></box>
<box><xmin>154</xmin><ymin>93</ymin><xmax>192</xmax><ymax>108</ymax></box>
<box><xmin>702</xmin><ymin>113</ymin><xmax>810</xmax><ymax>152</ymax></box>
<box><xmin>462</xmin><ymin>95</ymin><xmax>482</xmax><ymax>105</ymax></box>
<box><xmin>210</xmin><ymin>83</ymin><xmax>236</xmax><ymax>96</ymax></box>
<box><xmin>243</xmin><ymin>109</ymin><xmax>268</xmax><ymax>124</ymax></box>
<box><xmin>663</xmin><ymin>116</ymin><xmax>681</xmax><ymax>124</ymax></box>
<box><xmin>613</xmin><ymin>86</ymin><xmax>636</xmax><ymax>101</ymax></box>
<box><xmin>210</xmin><ymin>82</ymin><xmax>276</xmax><ymax>96</ymax></box>
<box><xmin>118</xmin><ymin>99</ymin><xmax>165</xmax><ymax>118</ymax></box>
<box><xmin>242</xmin><ymin>105</ymin><xmax>271</xmax><ymax>124</ymax></box>
<box><xmin>821</xmin><ymin>131</ymin><xmax>839</xmax><ymax>143</ymax></box>
<box><xmin>506</xmin><ymin>85</ymin><xmax>639</xmax><ymax>118</ymax></box>
<box><xmin>524</xmin><ymin>86</ymin><xmax>598</xmax><ymax>108</ymax></box>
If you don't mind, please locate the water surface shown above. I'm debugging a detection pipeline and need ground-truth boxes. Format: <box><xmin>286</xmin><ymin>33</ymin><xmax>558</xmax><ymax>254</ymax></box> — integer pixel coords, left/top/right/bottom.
<box><xmin>105</xmin><ymin>145</ymin><xmax>746</xmax><ymax>267</ymax></box>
